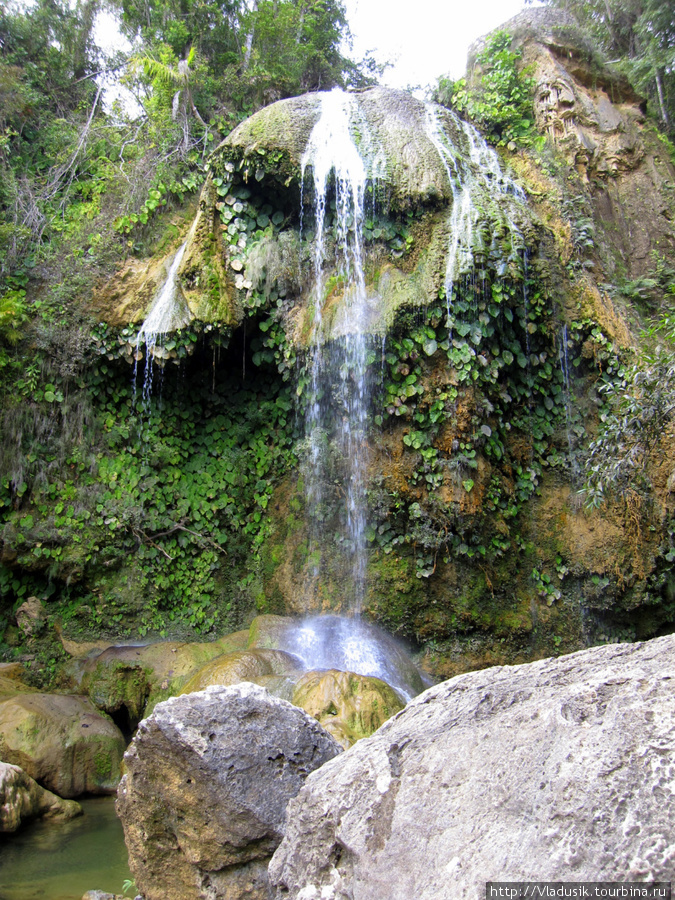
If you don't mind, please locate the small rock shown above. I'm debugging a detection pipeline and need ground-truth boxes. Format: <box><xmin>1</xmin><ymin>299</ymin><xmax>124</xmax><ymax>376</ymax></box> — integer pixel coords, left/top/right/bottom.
<box><xmin>0</xmin><ymin>761</ymin><xmax>82</xmax><ymax>832</ymax></box>
<box><xmin>15</xmin><ymin>597</ymin><xmax>46</xmax><ymax>636</ymax></box>
<box><xmin>81</xmin><ymin>892</ymin><xmax>123</xmax><ymax>900</ymax></box>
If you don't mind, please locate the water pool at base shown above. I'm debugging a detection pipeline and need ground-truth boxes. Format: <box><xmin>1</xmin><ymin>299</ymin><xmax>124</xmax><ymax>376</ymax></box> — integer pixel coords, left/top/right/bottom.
<box><xmin>0</xmin><ymin>796</ymin><xmax>131</xmax><ymax>900</ymax></box>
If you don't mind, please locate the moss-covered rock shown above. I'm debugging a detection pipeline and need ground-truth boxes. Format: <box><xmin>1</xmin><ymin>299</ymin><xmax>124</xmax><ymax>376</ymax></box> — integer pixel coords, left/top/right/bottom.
<box><xmin>219</xmin><ymin>87</ymin><xmax>473</xmax><ymax>212</ymax></box>
<box><xmin>0</xmin><ymin>663</ymin><xmax>34</xmax><ymax>698</ymax></box>
<box><xmin>0</xmin><ymin>693</ymin><xmax>125</xmax><ymax>798</ymax></box>
<box><xmin>291</xmin><ymin>669</ymin><xmax>405</xmax><ymax>749</ymax></box>
<box><xmin>179</xmin><ymin>648</ymin><xmax>302</xmax><ymax>695</ymax></box>
<box><xmin>67</xmin><ymin>630</ymin><xmax>250</xmax><ymax>722</ymax></box>
<box><xmin>0</xmin><ymin>761</ymin><xmax>82</xmax><ymax>832</ymax></box>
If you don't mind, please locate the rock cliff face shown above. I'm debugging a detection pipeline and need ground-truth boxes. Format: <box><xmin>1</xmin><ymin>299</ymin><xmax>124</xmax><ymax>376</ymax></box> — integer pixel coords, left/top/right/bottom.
<box><xmin>3</xmin><ymin>11</ymin><xmax>675</xmax><ymax>684</ymax></box>
<box><xmin>496</xmin><ymin>8</ymin><xmax>675</xmax><ymax>280</ymax></box>
<box><xmin>116</xmin><ymin>683</ymin><xmax>342</xmax><ymax>900</ymax></box>
<box><xmin>269</xmin><ymin>634</ymin><xmax>675</xmax><ymax>899</ymax></box>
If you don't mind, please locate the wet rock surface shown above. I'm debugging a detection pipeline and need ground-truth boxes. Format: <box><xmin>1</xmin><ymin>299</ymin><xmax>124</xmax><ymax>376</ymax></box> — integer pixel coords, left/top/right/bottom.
<box><xmin>116</xmin><ymin>682</ymin><xmax>342</xmax><ymax>900</ymax></box>
<box><xmin>0</xmin><ymin>693</ymin><xmax>125</xmax><ymax>798</ymax></box>
<box><xmin>66</xmin><ymin>630</ymin><xmax>250</xmax><ymax>722</ymax></box>
<box><xmin>221</xmin><ymin>87</ymin><xmax>456</xmax><ymax>209</ymax></box>
<box><xmin>179</xmin><ymin>648</ymin><xmax>303</xmax><ymax>695</ymax></box>
<box><xmin>292</xmin><ymin>669</ymin><xmax>405</xmax><ymax>749</ymax></box>
<box><xmin>269</xmin><ymin>634</ymin><xmax>675</xmax><ymax>899</ymax></box>
<box><xmin>0</xmin><ymin>761</ymin><xmax>82</xmax><ymax>832</ymax></box>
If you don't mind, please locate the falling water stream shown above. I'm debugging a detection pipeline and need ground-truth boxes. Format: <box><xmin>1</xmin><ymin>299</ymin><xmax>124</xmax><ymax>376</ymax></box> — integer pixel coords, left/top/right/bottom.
<box><xmin>293</xmin><ymin>93</ymin><xmax>530</xmax><ymax>691</ymax></box>
<box><xmin>134</xmin><ymin>240</ymin><xmax>192</xmax><ymax>408</ymax></box>
<box><xmin>425</xmin><ymin>104</ymin><xmax>526</xmax><ymax>307</ymax></box>
<box><xmin>300</xmin><ymin>89</ymin><xmax>381</xmax><ymax>614</ymax></box>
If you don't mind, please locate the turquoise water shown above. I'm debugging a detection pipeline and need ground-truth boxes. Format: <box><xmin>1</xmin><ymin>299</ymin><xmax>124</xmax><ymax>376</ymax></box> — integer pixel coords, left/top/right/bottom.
<box><xmin>0</xmin><ymin>796</ymin><xmax>131</xmax><ymax>900</ymax></box>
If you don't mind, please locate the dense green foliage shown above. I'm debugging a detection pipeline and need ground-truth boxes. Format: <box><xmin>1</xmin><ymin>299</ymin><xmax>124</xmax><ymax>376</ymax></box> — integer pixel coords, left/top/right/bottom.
<box><xmin>435</xmin><ymin>31</ymin><xmax>536</xmax><ymax>147</ymax></box>
<box><xmin>0</xmin><ymin>329</ymin><xmax>297</xmax><ymax>640</ymax></box>
<box><xmin>0</xmin><ymin>0</ymin><xmax>368</xmax><ymax>299</ymax></box>
<box><xmin>530</xmin><ymin>0</ymin><xmax>675</xmax><ymax>132</ymax></box>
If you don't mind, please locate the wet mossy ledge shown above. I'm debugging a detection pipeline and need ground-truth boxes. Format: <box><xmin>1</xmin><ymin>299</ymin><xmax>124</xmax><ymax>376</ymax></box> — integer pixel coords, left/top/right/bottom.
<box><xmin>2</xmin><ymin>14</ymin><xmax>675</xmax><ymax>688</ymax></box>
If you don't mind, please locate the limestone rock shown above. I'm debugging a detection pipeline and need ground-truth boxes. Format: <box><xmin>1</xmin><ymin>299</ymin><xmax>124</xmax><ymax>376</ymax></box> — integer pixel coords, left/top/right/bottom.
<box><xmin>0</xmin><ymin>662</ymin><xmax>34</xmax><ymax>697</ymax></box>
<box><xmin>67</xmin><ymin>630</ymin><xmax>250</xmax><ymax>722</ymax></box>
<box><xmin>116</xmin><ymin>683</ymin><xmax>342</xmax><ymax>900</ymax></box>
<box><xmin>0</xmin><ymin>693</ymin><xmax>125</xmax><ymax>798</ymax></box>
<box><xmin>221</xmin><ymin>87</ymin><xmax>458</xmax><ymax>210</ymax></box>
<box><xmin>292</xmin><ymin>669</ymin><xmax>405</xmax><ymax>749</ymax></box>
<box><xmin>0</xmin><ymin>761</ymin><xmax>82</xmax><ymax>832</ymax></box>
<box><xmin>270</xmin><ymin>635</ymin><xmax>675</xmax><ymax>898</ymax></box>
<box><xmin>15</xmin><ymin>596</ymin><xmax>46</xmax><ymax>636</ymax></box>
<box><xmin>81</xmin><ymin>893</ymin><xmax>126</xmax><ymax>900</ymax></box>
<box><xmin>179</xmin><ymin>648</ymin><xmax>303</xmax><ymax>694</ymax></box>
<box><xmin>491</xmin><ymin>8</ymin><xmax>675</xmax><ymax>279</ymax></box>
<box><xmin>90</xmin><ymin>241</ymin><xmax>189</xmax><ymax>327</ymax></box>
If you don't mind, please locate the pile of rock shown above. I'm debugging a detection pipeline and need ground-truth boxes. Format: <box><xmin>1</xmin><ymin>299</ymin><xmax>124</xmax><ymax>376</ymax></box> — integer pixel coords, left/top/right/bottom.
<box><xmin>116</xmin><ymin>634</ymin><xmax>675</xmax><ymax>899</ymax></box>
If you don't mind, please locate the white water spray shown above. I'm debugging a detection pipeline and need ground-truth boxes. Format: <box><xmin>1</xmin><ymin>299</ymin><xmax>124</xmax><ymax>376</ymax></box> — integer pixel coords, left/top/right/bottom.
<box><xmin>134</xmin><ymin>241</ymin><xmax>192</xmax><ymax>407</ymax></box>
<box><xmin>425</xmin><ymin>105</ymin><xmax>527</xmax><ymax>310</ymax></box>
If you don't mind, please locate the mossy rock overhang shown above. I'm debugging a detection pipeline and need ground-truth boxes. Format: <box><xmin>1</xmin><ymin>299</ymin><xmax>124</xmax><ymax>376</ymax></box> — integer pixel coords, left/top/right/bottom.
<box><xmin>211</xmin><ymin>86</ymin><xmax>460</xmax><ymax>211</ymax></box>
<box><xmin>98</xmin><ymin>86</ymin><xmax>538</xmax><ymax>333</ymax></box>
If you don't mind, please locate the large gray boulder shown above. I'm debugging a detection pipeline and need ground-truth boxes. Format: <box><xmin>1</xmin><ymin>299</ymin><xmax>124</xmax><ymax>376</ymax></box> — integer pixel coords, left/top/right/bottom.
<box><xmin>116</xmin><ymin>682</ymin><xmax>342</xmax><ymax>900</ymax></box>
<box><xmin>269</xmin><ymin>635</ymin><xmax>675</xmax><ymax>899</ymax></box>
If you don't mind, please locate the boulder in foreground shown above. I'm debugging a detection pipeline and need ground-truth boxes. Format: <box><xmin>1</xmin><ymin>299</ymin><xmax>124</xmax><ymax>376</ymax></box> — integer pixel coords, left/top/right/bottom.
<box><xmin>116</xmin><ymin>683</ymin><xmax>342</xmax><ymax>900</ymax></box>
<box><xmin>270</xmin><ymin>635</ymin><xmax>675</xmax><ymax>899</ymax></box>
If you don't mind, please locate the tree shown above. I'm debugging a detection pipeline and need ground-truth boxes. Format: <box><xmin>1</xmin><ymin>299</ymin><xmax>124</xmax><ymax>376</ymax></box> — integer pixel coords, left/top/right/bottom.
<box><xmin>0</xmin><ymin>0</ymin><xmax>108</xmax><ymax>270</ymax></box>
<box><xmin>115</xmin><ymin>0</ymin><xmax>364</xmax><ymax>114</ymax></box>
<box><xmin>131</xmin><ymin>45</ymin><xmax>210</xmax><ymax>157</ymax></box>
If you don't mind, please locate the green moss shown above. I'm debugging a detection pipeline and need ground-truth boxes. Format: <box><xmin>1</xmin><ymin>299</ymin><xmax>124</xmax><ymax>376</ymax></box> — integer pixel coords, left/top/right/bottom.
<box><xmin>365</xmin><ymin>551</ymin><xmax>424</xmax><ymax>635</ymax></box>
<box><xmin>93</xmin><ymin>747</ymin><xmax>113</xmax><ymax>780</ymax></box>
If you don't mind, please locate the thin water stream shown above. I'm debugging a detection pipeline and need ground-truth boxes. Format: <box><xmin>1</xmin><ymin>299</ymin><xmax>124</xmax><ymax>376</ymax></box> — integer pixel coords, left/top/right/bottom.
<box><xmin>134</xmin><ymin>240</ymin><xmax>192</xmax><ymax>409</ymax></box>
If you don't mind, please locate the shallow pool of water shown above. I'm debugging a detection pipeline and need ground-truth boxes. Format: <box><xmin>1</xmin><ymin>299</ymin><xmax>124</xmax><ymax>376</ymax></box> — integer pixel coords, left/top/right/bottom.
<box><xmin>0</xmin><ymin>796</ymin><xmax>131</xmax><ymax>900</ymax></box>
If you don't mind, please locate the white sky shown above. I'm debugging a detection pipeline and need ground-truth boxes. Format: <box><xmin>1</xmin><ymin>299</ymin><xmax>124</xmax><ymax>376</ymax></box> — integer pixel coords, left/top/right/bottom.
<box><xmin>343</xmin><ymin>0</ymin><xmax>541</xmax><ymax>90</ymax></box>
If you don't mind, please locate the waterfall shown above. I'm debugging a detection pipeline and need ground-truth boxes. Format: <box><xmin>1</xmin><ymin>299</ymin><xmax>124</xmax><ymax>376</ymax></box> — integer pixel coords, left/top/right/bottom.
<box><xmin>134</xmin><ymin>241</ymin><xmax>192</xmax><ymax>407</ymax></box>
<box><xmin>300</xmin><ymin>89</ymin><xmax>381</xmax><ymax>614</ymax></box>
<box><xmin>558</xmin><ymin>323</ymin><xmax>578</xmax><ymax>472</ymax></box>
<box><xmin>425</xmin><ymin>104</ymin><xmax>527</xmax><ymax>309</ymax></box>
